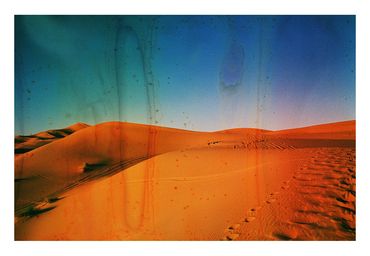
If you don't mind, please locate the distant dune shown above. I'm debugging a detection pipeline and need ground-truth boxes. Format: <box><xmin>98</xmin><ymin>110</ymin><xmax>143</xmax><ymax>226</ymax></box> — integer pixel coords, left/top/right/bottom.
<box><xmin>15</xmin><ymin>120</ymin><xmax>356</xmax><ymax>240</ymax></box>
<box><xmin>15</xmin><ymin>122</ymin><xmax>89</xmax><ymax>155</ymax></box>
<box><xmin>267</xmin><ymin>120</ymin><xmax>355</xmax><ymax>139</ymax></box>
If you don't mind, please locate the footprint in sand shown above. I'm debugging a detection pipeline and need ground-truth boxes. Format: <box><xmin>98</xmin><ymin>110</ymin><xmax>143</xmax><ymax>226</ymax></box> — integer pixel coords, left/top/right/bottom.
<box><xmin>266</xmin><ymin>198</ymin><xmax>277</xmax><ymax>204</ymax></box>
<box><xmin>281</xmin><ymin>182</ymin><xmax>290</xmax><ymax>190</ymax></box>
<box><xmin>244</xmin><ymin>216</ymin><xmax>256</xmax><ymax>223</ymax></box>
<box><xmin>265</xmin><ymin>191</ymin><xmax>280</xmax><ymax>204</ymax></box>
<box><xmin>222</xmin><ymin>233</ymin><xmax>240</xmax><ymax>241</ymax></box>
<box><xmin>223</xmin><ymin>223</ymin><xmax>241</xmax><ymax>241</ymax></box>
<box><xmin>226</xmin><ymin>223</ymin><xmax>241</xmax><ymax>232</ymax></box>
<box><xmin>243</xmin><ymin>207</ymin><xmax>259</xmax><ymax>223</ymax></box>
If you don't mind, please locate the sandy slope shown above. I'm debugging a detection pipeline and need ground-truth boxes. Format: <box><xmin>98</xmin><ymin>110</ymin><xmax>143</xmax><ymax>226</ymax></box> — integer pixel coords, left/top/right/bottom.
<box><xmin>224</xmin><ymin>147</ymin><xmax>355</xmax><ymax>240</ymax></box>
<box><xmin>15</xmin><ymin>122</ymin><xmax>261</xmax><ymax>210</ymax></box>
<box><xmin>14</xmin><ymin>120</ymin><xmax>355</xmax><ymax>240</ymax></box>
<box><xmin>266</xmin><ymin>120</ymin><xmax>355</xmax><ymax>139</ymax></box>
<box><xmin>15</xmin><ymin>122</ymin><xmax>89</xmax><ymax>155</ymax></box>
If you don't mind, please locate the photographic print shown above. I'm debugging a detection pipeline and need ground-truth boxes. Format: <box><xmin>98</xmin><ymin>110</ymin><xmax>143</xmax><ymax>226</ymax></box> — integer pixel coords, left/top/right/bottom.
<box><xmin>15</xmin><ymin>15</ymin><xmax>355</xmax><ymax>240</ymax></box>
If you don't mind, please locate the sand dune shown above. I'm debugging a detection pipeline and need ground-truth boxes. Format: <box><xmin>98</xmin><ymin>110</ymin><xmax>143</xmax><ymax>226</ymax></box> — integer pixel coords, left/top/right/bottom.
<box><xmin>14</xmin><ymin>120</ymin><xmax>355</xmax><ymax>240</ymax></box>
<box><xmin>15</xmin><ymin>122</ymin><xmax>247</xmax><ymax>210</ymax></box>
<box><xmin>267</xmin><ymin>120</ymin><xmax>355</xmax><ymax>139</ymax></box>
<box><xmin>15</xmin><ymin>122</ymin><xmax>89</xmax><ymax>155</ymax></box>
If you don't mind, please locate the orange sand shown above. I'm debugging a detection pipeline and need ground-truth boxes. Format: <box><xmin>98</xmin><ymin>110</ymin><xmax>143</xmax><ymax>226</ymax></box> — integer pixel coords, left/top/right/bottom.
<box><xmin>14</xmin><ymin>120</ymin><xmax>355</xmax><ymax>240</ymax></box>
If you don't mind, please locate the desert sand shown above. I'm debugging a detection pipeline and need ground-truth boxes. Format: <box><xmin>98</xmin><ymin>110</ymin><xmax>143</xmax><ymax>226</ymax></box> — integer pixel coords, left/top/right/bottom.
<box><xmin>15</xmin><ymin>122</ymin><xmax>89</xmax><ymax>155</ymax></box>
<box><xmin>14</xmin><ymin>120</ymin><xmax>355</xmax><ymax>240</ymax></box>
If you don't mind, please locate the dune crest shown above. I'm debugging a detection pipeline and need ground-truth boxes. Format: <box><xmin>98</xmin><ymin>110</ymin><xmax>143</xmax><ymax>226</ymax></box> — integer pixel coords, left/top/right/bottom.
<box><xmin>15</xmin><ymin>122</ymin><xmax>90</xmax><ymax>155</ymax></box>
<box><xmin>268</xmin><ymin>120</ymin><xmax>355</xmax><ymax>139</ymax></box>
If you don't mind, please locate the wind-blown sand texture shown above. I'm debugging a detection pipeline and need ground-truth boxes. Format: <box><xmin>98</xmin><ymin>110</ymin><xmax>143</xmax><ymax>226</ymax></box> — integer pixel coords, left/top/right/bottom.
<box><xmin>14</xmin><ymin>120</ymin><xmax>355</xmax><ymax>240</ymax></box>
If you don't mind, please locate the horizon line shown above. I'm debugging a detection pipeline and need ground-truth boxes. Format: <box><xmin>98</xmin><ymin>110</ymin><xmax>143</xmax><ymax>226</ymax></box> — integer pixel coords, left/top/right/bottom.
<box><xmin>15</xmin><ymin>119</ymin><xmax>356</xmax><ymax>137</ymax></box>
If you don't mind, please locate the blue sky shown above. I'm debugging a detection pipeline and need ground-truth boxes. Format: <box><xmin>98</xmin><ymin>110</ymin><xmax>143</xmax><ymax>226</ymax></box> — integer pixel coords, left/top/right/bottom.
<box><xmin>15</xmin><ymin>15</ymin><xmax>355</xmax><ymax>135</ymax></box>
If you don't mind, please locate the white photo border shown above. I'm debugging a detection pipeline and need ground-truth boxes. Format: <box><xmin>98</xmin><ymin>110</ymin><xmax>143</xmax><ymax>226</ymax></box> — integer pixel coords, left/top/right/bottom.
<box><xmin>1</xmin><ymin>0</ymin><xmax>369</xmax><ymax>256</ymax></box>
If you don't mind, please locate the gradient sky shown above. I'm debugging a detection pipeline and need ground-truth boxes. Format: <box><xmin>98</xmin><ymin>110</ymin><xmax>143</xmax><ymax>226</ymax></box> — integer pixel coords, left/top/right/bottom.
<box><xmin>15</xmin><ymin>15</ymin><xmax>355</xmax><ymax>135</ymax></box>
